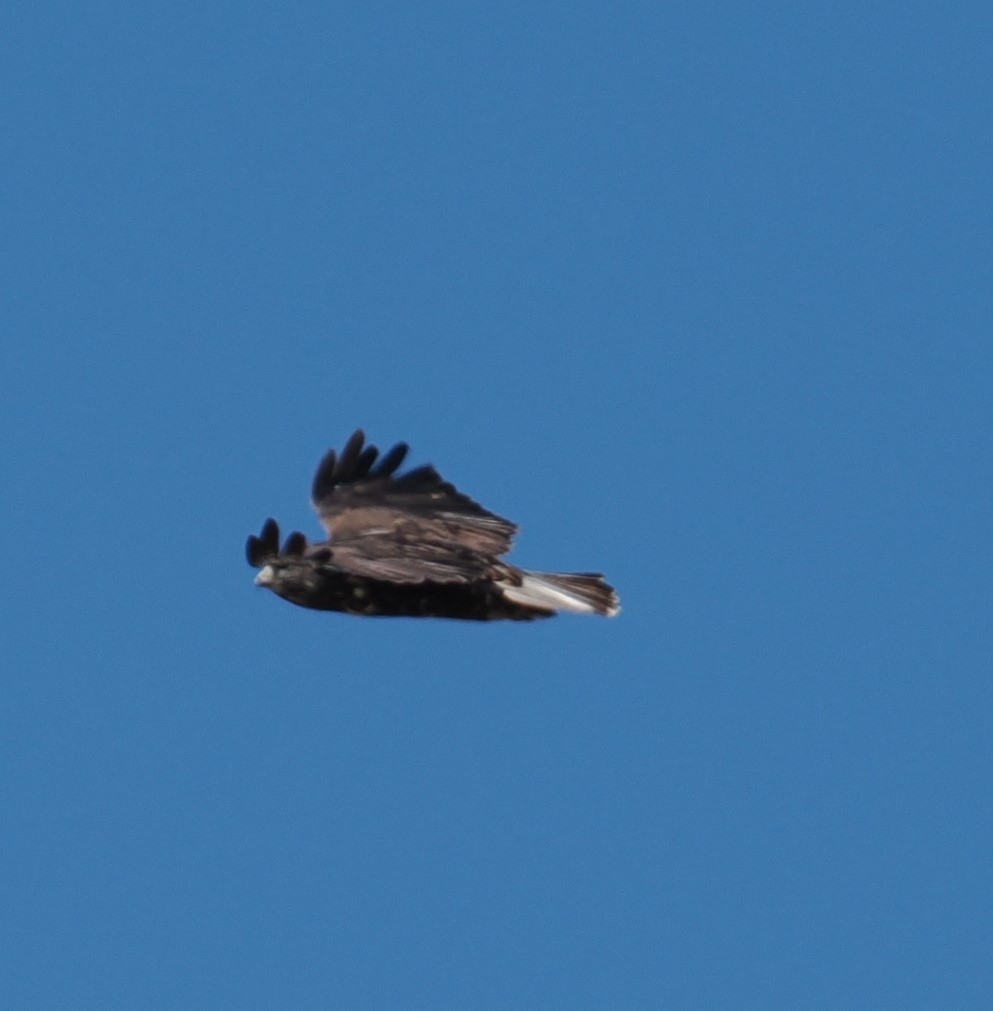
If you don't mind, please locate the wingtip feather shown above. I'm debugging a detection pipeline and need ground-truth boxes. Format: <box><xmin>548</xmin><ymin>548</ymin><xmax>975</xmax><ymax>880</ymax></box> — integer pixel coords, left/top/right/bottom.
<box><xmin>335</xmin><ymin>429</ymin><xmax>366</xmax><ymax>479</ymax></box>
<box><xmin>373</xmin><ymin>441</ymin><xmax>409</xmax><ymax>476</ymax></box>
<box><xmin>282</xmin><ymin>531</ymin><xmax>307</xmax><ymax>556</ymax></box>
<box><xmin>247</xmin><ymin>518</ymin><xmax>282</xmax><ymax>568</ymax></box>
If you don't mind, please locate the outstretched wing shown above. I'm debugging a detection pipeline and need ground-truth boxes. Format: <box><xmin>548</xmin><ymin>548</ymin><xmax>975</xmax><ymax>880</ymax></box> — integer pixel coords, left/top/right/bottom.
<box><xmin>326</xmin><ymin>537</ymin><xmax>498</xmax><ymax>584</ymax></box>
<box><xmin>310</xmin><ymin>430</ymin><xmax>517</xmax><ymax>557</ymax></box>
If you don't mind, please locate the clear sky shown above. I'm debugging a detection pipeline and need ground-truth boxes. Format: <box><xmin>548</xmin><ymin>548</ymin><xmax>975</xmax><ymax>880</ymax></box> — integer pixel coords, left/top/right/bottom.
<box><xmin>3</xmin><ymin>2</ymin><xmax>991</xmax><ymax>1008</ymax></box>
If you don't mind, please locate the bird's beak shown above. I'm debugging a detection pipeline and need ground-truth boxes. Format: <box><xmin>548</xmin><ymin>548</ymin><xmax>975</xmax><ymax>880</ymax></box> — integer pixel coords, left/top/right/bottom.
<box><xmin>254</xmin><ymin>565</ymin><xmax>274</xmax><ymax>587</ymax></box>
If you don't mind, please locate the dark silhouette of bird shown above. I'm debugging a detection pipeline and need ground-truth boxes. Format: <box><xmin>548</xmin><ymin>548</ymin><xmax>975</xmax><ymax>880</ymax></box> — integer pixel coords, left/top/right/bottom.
<box><xmin>246</xmin><ymin>430</ymin><xmax>619</xmax><ymax>621</ymax></box>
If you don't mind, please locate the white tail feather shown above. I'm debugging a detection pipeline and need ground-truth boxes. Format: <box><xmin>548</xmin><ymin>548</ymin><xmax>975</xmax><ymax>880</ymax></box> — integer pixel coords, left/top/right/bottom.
<box><xmin>499</xmin><ymin>571</ymin><xmax>620</xmax><ymax>617</ymax></box>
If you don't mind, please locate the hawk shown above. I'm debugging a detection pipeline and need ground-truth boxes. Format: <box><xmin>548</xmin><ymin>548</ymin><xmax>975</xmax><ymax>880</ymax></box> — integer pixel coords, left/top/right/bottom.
<box><xmin>246</xmin><ymin>430</ymin><xmax>620</xmax><ymax>621</ymax></box>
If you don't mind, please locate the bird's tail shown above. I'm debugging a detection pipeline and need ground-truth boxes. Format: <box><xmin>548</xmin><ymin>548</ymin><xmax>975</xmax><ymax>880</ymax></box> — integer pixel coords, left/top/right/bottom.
<box><xmin>500</xmin><ymin>569</ymin><xmax>620</xmax><ymax>617</ymax></box>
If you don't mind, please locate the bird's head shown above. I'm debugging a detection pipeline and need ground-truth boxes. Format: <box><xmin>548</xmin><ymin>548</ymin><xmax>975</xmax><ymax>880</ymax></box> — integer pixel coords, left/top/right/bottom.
<box><xmin>247</xmin><ymin>518</ymin><xmax>335</xmax><ymax>605</ymax></box>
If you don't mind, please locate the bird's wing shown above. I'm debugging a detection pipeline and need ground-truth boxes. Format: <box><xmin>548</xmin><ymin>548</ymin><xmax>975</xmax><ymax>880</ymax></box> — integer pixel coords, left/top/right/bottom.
<box><xmin>321</xmin><ymin>535</ymin><xmax>497</xmax><ymax>585</ymax></box>
<box><xmin>310</xmin><ymin>429</ymin><xmax>517</xmax><ymax>556</ymax></box>
<box><xmin>246</xmin><ymin>518</ymin><xmax>307</xmax><ymax>567</ymax></box>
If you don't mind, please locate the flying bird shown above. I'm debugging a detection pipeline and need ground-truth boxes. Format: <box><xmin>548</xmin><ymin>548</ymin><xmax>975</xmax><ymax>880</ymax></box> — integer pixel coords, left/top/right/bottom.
<box><xmin>246</xmin><ymin>430</ymin><xmax>620</xmax><ymax>621</ymax></box>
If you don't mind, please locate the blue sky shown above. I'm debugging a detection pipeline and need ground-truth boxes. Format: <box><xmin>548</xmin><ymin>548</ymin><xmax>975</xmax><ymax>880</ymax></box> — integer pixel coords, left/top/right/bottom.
<box><xmin>2</xmin><ymin>2</ymin><xmax>991</xmax><ymax>1007</ymax></box>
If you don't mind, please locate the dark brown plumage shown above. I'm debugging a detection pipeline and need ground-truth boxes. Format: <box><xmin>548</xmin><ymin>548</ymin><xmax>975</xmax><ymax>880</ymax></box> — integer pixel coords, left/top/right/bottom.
<box><xmin>246</xmin><ymin>430</ymin><xmax>619</xmax><ymax>621</ymax></box>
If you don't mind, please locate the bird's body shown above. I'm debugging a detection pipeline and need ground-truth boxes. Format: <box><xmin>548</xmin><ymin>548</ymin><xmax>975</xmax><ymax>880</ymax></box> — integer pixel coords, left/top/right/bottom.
<box><xmin>246</xmin><ymin>430</ymin><xmax>619</xmax><ymax>621</ymax></box>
